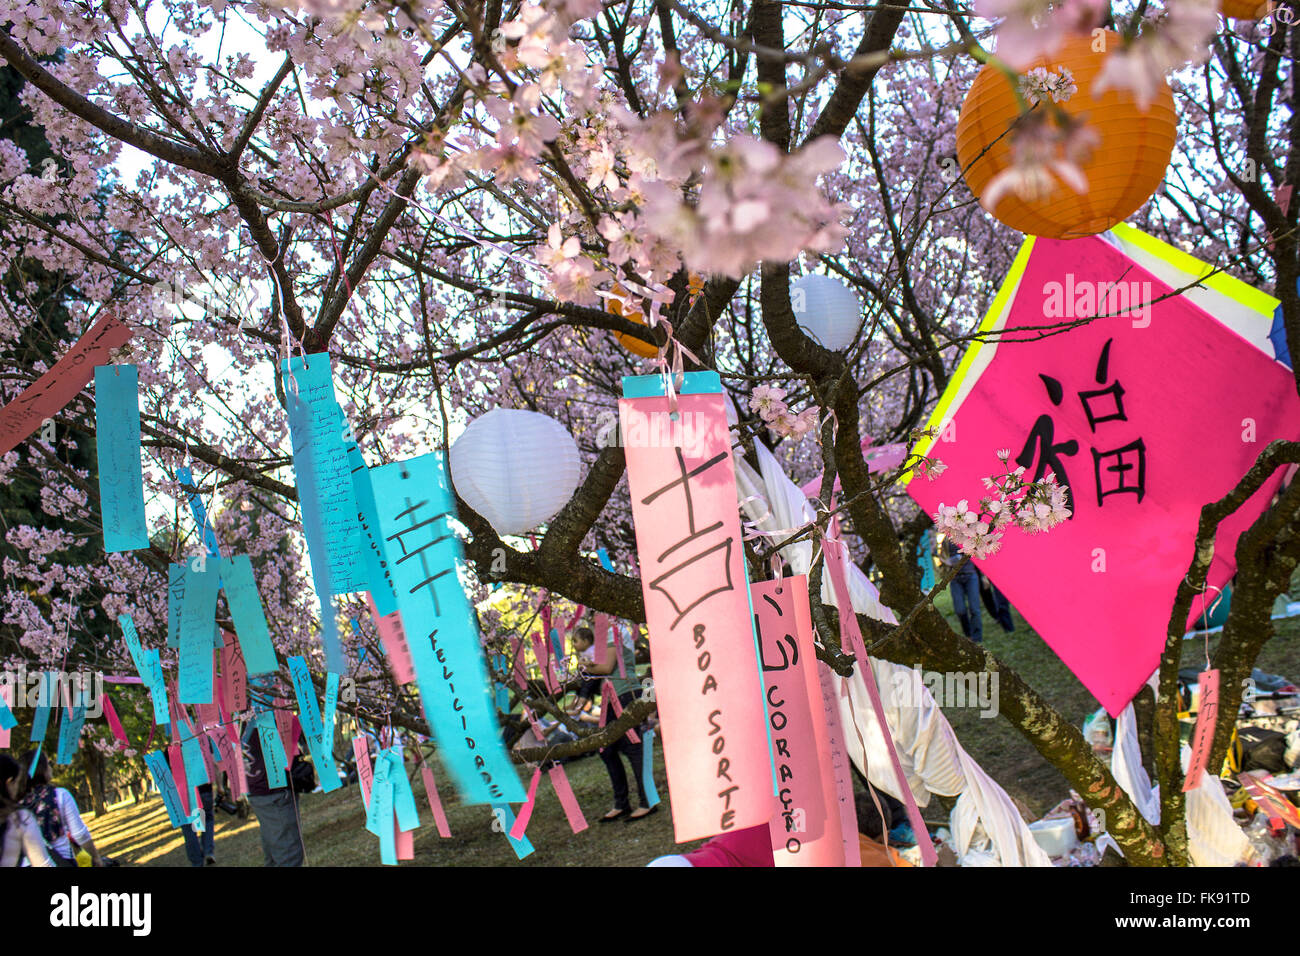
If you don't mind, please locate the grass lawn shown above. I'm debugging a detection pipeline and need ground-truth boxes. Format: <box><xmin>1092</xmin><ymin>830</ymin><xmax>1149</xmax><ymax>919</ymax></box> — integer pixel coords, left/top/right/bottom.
<box><xmin>86</xmin><ymin>597</ymin><xmax>1300</xmax><ymax>866</ymax></box>
<box><xmin>90</xmin><ymin>746</ymin><xmax>687</xmax><ymax>867</ymax></box>
<box><xmin>931</xmin><ymin>589</ymin><xmax>1300</xmax><ymax>818</ymax></box>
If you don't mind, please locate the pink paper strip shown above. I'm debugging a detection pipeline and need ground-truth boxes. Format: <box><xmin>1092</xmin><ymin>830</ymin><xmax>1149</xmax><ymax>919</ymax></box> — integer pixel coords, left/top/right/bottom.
<box><xmin>420</xmin><ymin>760</ymin><xmax>452</xmax><ymax>838</ymax></box>
<box><xmin>102</xmin><ymin>693</ymin><xmax>129</xmax><ymax>750</ymax></box>
<box><xmin>591</xmin><ymin>614</ymin><xmax>612</xmax><ymax>670</ymax></box>
<box><xmin>530</xmin><ymin>634</ymin><xmax>558</xmax><ymax>695</ymax></box>
<box><xmin>0</xmin><ymin>684</ymin><xmax>13</xmax><ymax>748</ymax></box>
<box><xmin>824</xmin><ymin>536</ymin><xmax>937</xmax><ymax>867</ymax></box>
<box><xmin>354</xmin><ymin>736</ymin><xmax>374</xmax><ymax>804</ymax></box>
<box><xmin>219</xmin><ymin>632</ymin><xmax>247</xmax><ymax>714</ymax></box>
<box><xmin>1183</xmin><ymin>669</ymin><xmax>1221</xmax><ymax>792</ymax></box>
<box><xmin>0</xmin><ymin>313</ymin><xmax>133</xmax><ymax>456</ymax></box>
<box><xmin>615</xmin><ymin>625</ymin><xmax>627</xmax><ymax>680</ymax></box>
<box><xmin>752</xmin><ymin>577</ymin><xmax>844</xmax><ymax>867</ymax></box>
<box><xmin>226</xmin><ymin>720</ymin><xmax>247</xmax><ymax>798</ymax></box>
<box><xmin>367</xmin><ymin>593</ymin><xmax>415</xmax><ymax>684</ymax></box>
<box><xmin>816</xmin><ymin>662</ymin><xmax>861</xmax><ymax>867</ymax></box>
<box><xmin>509</xmin><ymin>766</ymin><xmax>544</xmax><ymax>839</ymax></box>
<box><xmin>602</xmin><ymin>679</ymin><xmax>639</xmax><ymax>744</ymax></box>
<box><xmin>509</xmin><ymin>637</ymin><xmax>529</xmax><ymax>690</ymax></box>
<box><xmin>619</xmin><ymin>387</ymin><xmax>774</xmax><ymax>842</ymax></box>
<box><xmin>168</xmin><ymin>743</ymin><xmax>190</xmax><ymax>816</ymax></box>
<box><xmin>547</xmin><ymin>765</ymin><xmax>588</xmax><ymax>834</ymax></box>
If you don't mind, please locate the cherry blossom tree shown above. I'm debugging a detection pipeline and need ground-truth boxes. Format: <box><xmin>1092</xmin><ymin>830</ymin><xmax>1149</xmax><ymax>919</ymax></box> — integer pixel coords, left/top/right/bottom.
<box><xmin>0</xmin><ymin>0</ymin><xmax>1296</xmax><ymax>866</ymax></box>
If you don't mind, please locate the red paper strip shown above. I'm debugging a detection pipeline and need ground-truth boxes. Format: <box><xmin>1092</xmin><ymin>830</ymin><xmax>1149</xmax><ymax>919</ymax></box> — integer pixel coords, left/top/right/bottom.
<box><xmin>752</xmin><ymin>577</ymin><xmax>844</xmax><ymax>867</ymax></box>
<box><xmin>1183</xmin><ymin>669</ymin><xmax>1221</xmax><ymax>792</ymax></box>
<box><xmin>548</xmin><ymin>765</ymin><xmax>588</xmax><ymax>834</ymax></box>
<box><xmin>367</xmin><ymin>593</ymin><xmax>415</xmax><ymax>684</ymax></box>
<box><xmin>509</xmin><ymin>766</ymin><xmax>544</xmax><ymax>839</ymax></box>
<box><xmin>619</xmin><ymin>386</ymin><xmax>773</xmax><ymax>842</ymax></box>
<box><xmin>0</xmin><ymin>313</ymin><xmax>133</xmax><ymax>456</ymax></box>
<box><xmin>420</xmin><ymin>760</ymin><xmax>452</xmax><ymax>838</ymax></box>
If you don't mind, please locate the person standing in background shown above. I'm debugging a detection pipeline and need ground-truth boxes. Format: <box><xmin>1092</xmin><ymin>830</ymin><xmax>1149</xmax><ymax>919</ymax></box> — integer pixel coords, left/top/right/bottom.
<box><xmin>18</xmin><ymin>750</ymin><xmax>102</xmax><ymax>867</ymax></box>
<box><xmin>941</xmin><ymin>537</ymin><xmax>984</xmax><ymax>644</ymax></box>
<box><xmin>241</xmin><ymin>722</ymin><xmax>305</xmax><ymax>866</ymax></box>
<box><xmin>573</xmin><ymin>624</ymin><xmax>656</xmax><ymax>823</ymax></box>
<box><xmin>180</xmin><ymin>781</ymin><xmax>217</xmax><ymax>866</ymax></box>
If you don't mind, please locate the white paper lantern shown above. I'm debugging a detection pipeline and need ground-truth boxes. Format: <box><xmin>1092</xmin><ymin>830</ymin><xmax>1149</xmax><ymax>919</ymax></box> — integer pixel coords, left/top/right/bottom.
<box><xmin>790</xmin><ymin>273</ymin><xmax>863</xmax><ymax>351</ymax></box>
<box><xmin>449</xmin><ymin>408</ymin><xmax>581</xmax><ymax>537</ymax></box>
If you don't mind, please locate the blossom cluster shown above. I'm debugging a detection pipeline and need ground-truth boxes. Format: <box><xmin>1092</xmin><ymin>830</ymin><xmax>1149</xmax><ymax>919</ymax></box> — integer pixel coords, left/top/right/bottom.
<box><xmin>932</xmin><ymin>450</ymin><xmax>1071</xmax><ymax>559</ymax></box>
<box><xmin>749</xmin><ymin>385</ymin><xmax>820</xmax><ymax>441</ymax></box>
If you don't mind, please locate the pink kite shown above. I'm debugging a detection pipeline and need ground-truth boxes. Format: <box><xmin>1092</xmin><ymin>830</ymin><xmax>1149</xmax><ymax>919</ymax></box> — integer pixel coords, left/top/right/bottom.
<box><xmin>907</xmin><ymin>234</ymin><xmax>1300</xmax><ymax>714</ymax></box>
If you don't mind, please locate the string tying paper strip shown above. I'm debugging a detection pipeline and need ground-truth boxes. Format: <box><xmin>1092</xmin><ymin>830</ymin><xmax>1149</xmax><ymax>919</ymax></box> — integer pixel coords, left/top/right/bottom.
<box><xmin>368</xmin><ymin>452</ymin><xmax>524</xmax><ymax>804</ymax></box>
<box><xmin>751</xmin><ymin>576</ymin><xmax>849</xmax><ymax>866</ymax></box>
<box><xmin>619</xmin><ymin>370</ymin><xmax>774</xmax><ymax>842</ymax></box>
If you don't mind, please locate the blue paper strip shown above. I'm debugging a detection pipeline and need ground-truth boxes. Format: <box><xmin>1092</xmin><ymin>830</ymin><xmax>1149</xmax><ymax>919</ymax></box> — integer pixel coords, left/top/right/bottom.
<box><xmin>144</xmin><ymin>649</ymin><xmax>168</xmax><ymax>723</ymax></box>
<box><xmin>621</xmin><ymin>370</ymin><xmax>722</xmax><ymax>398</ymax></box>
<box><xmin>29</xmin><ymin>672</ymin><xmax>51</xmax><ymax>743</ymax></box>
<box><xmin>143</xmin><ymin>750</ymin><xmax>188</xmax><ymax>827</ymax></box>
<box><xmin>180</xmin><ymin>734</ymin><xmax>209</xmax><ymax>788</ymax></box>
<box><xmin>118</xmin><ymin>612</ymin><xmax>147</xmax><ymax>676</ymax></box>
<box><xmin>287</xmin><ymin>657</ymin><xmax>341</xmax><ymax>793</ymax></box>
<box><xmin>322</xmin><ymin>672</ymin><xmax>339</xmax><ymax>751</ymax></box>
<box><xmin>166</xmin><ymin>562</ymin><xmax>184</xmax><ymax>649</ymax></box>
<box><xmin>177</xmin><ymin>466</ymin><xmax>226</xmax><ymax>648</ymax></box>
<box><xmin>95</xmin><ymin>364</ymin><xmax>150</xmax><ymax>552</ymax></box>
<box><xmin>491</xmin><ymin>803</ymin><xmax>535</xmax><ymax>860</ymax></box>
<box><xmin>56</xmin><ymin>705</ymin><xmax>86</xmax><ymax>764</ymax></box>
<box><xmin>254</xmin><ymin>709</ymin><xmax>288</xmax><ymax>790</ymax></box>
<box><xmin>369</xmin><ymin>453</ymin><xmax>525</xmax><ymax>805</ymax></box>
<box><xmin>347</xmin><ymin>439</ymin><xmax>398</xmax><ymax>617</ymax></box>
<box><xmin>285</xmin><ymin>386</ymin><xmax>346</xmax><ymax>673</ymax></box>
<box><xmin>28</xmin><ymin>742</ymin><xmax>42</xmax><ymax>774</ymax></box>
<box><xmin>220</xmin><ymin>555</ymin><xmax>279</xmax><ymax>676</ymax></box>
<box><xmin>390</xmin><ymin>749</ymin><xmax>420</xmax><ymax>833</ymax></box>
<box><xmin>177</xmin><ymin>465</ymin><xmax>221</xmax><ymax>558</ymax></box>
<box><xmin>282</xmin><ymin>354</ymin><xmax>367</xmax><ymax>595</ymax></box>
<box><xmin>288</xmin><ymin>657</ymin><xmax>323</xmax><ymax>742</ymax></box>
<box><xmin>177</xmin><ymin>562</ymin><xmax>220</xmax><ymax>704</ymax></box>
<box><xmin>642</xmin><ymin>727</ymin><xmax>661</xmax><ymax>808</ymax></box>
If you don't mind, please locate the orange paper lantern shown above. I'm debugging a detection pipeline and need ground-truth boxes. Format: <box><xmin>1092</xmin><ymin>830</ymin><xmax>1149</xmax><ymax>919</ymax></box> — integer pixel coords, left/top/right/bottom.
<box><xmin>1220</xmin><ymin>0</ymin><xmax>1271</xmax><ymax>18</ymax></box>
<box><xmin>955</xmin><ymin>31</ymin><xmax>1177</xmax><ymax>239</ymax></box>
<box><xmin>607</xmin><ymin>286</ymin><xmax>659</xmax><ymax>358</ymax></box>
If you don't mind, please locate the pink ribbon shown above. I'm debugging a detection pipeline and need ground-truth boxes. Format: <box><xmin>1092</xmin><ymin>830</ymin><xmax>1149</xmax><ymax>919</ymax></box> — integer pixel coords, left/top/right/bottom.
<box><xmin>823</xmin><ymin>534</ymin><xmax>938</xmax><ymax>867</ymax></box>
<box><xmin>547</xmin><ymin>765</ymin><xmax>588</xmax><ymax>834</ymax></box>
<box><xmin>420</xmin><ymin>759</ymin><xmax>452</xmax><ymax>838</ymax></box>
<box><xmin>102</xmin><ymin>692</ymin><xmax>129</xmax><ymax>751</ymax></box>
<box><xmin>509</xmin><ymin>766</ymin><xmax>544</xmax><ymax>840</ymax></box>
